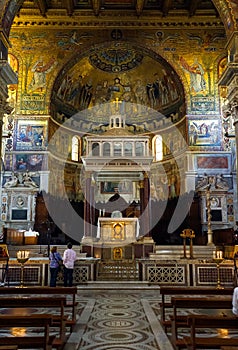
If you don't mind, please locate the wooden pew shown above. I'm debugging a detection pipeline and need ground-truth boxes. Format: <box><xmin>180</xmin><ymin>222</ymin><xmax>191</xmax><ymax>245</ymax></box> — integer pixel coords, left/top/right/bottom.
<box><xmin>183</xmin><ymin>315</ymin><xmax>238</xmax><ymax>349</ymax></box>
<box><xmin>0</xmin><ymin>314</ymin><xmax>56</xmax><ymax>350</ymax></box>
<box><xmin>159</xmin><ymin>286</ymin><xmax>234</xmax><ymax>331</ymax></box>
<box><xmin>170</xmin><ymin>296</ymin><xmax>233</xmax><ymax>348</ymax></box>
<box><xmin>0</xmin><ymin>296</ymin><xmax>67</xmax><ymax>346</ymax></box>
<box><xmin>0</xmin><ymin>286</ymin><xmax>78</xmax><ymax>331</ymax></box>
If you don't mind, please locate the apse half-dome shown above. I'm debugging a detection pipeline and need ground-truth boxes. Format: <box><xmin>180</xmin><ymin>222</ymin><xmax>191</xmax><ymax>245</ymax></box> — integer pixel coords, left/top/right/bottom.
<box><xmin>51</xmin><ymin>41</ymin><xmax>186</xmax><ymax>130</ymax></box>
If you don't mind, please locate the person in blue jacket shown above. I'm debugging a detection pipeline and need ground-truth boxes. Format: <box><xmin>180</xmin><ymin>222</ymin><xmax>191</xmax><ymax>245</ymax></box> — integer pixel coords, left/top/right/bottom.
<box><xmin>49</xmin><ymin>246</ymin><xmax>62</xmax><ymax>287</ymax></box>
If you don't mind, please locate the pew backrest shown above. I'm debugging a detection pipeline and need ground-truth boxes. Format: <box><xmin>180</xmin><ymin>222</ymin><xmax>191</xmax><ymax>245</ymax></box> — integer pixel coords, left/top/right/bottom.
<box><xmin>0</xmin><ymin>314</ymin><xmax>54</xmax><ymax>350</ymax></box>
<box><xmin>186</xmin><ymin>315</ymin><xmax>238</xmax><ymax>349</ymax></box>
<box><xmin>0</xmin><ymin>286</ymin><xmax>77</xmax><ymax>325</ymax></box>
<box><xmin>159</xmin><ymin>286</ymin><xmax>234</xmax><ymax>325</ymax></box>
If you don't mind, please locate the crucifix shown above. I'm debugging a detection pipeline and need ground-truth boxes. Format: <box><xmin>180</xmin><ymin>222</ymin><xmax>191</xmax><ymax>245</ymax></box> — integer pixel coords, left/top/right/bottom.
<box><xmin>113</xmin><ymin>97</ymin><xmax>121</xmax><ymax>112</ymax></box>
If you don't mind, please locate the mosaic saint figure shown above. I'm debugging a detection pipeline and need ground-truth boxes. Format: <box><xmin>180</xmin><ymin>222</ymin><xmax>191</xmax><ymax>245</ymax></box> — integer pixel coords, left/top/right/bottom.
<box><xmin>28</xmin><ymin>57</ymin><xmax>56</xmax><ymax>92</ymax></box>
<box><xmin>180</xmin><ymin>56</ymin><xmax>206</xmax><ymax>94</ymax></box>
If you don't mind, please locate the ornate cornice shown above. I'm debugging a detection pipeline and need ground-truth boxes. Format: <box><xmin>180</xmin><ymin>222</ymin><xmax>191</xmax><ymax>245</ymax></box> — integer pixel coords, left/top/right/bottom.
<box><xmin>12</xmin><ymin>12</ymin><xmax>224</xmax><ymax>29</ymax></box>
<box><xmin>218</xmin><ymin>63</ymin><xmax>238</xmax><ymax>86</ymax></box>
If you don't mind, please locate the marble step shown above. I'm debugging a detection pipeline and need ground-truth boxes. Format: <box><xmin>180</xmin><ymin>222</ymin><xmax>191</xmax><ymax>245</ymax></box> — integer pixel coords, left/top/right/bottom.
<box><xmin>76</xmin><ymin>281</ymin><xmax>160</xmax><ymax>290</ymax></box>
<box><xmin>151</xmin><ymin>245</ymin><xmax>216</xmax><ymax>260</ymax></box>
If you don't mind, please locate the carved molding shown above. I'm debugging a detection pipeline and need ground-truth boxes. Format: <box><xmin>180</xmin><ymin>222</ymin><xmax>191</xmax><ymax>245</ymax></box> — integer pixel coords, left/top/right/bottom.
<box><xmin>12</xmin><ymin>16</ymin><xmax>224</xmax><ymax>29</ymax></box>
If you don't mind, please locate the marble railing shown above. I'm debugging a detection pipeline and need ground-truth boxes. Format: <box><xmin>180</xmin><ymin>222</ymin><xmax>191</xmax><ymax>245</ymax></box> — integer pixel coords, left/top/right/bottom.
<box><xmin>139</xmin><ymin>259</ymin><xmax>234</xmax><ymax>287</ymax></box>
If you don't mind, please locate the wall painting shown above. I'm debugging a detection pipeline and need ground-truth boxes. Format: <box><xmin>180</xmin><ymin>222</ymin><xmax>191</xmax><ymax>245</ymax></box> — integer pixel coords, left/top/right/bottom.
<box><xmin>188</xmin><ymin>118</ymin><xmax>221</xmax><ymax>147</ymax></box>
<box><xmin>14</xmin><ymin>120</ymin><xmax>47</xmax><ymax>151</ymax></box>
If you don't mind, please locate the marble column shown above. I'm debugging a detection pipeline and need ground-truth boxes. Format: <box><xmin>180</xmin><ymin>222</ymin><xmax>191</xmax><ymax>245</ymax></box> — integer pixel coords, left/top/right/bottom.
<box><xmin>84</xmin><ymin>174</ymin><xmax>92</xmax><ymax>238</ymax></box>
<box><xmin>139</xmin><ymin>172</ymin><xmax>150</xmax><ymax>237</ymax></box>
<box><xmin>218</xmin><ymin>31</ymin><xmax>238</xmax><ymax>224</ymax></box>
<box><xmin>0</xmin><ymin>59</ymin><xmax>18</xmax><ymax>165</ymax></box>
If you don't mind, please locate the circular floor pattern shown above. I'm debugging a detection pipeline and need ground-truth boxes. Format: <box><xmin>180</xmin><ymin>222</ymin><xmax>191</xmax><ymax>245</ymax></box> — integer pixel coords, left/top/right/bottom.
<box><xmin>83</xmin><ymin>329</ymin><xmax>155</xmax><ymax>344</ymax></box>
<box><xmin>92</xmin><ymin>318</ymin><xmax>147</xmax><ymax>330</ymax></box>
<box><xmin>91</xmin><ymin>309</ymin><xmax>142</xmax><ymax>319</ymax></box>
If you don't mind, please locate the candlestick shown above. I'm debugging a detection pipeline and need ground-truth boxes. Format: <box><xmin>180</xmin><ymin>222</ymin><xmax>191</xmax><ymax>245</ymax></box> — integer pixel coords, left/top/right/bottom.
<box><xmin>16</xmin><ymin>250</ymin><xmax>29</xmax><ymax>287</ymax></box>
<box><xmin>213</xmin><ymin>255</ymin><xmax>224</xmax><ymax>289</ymax></box>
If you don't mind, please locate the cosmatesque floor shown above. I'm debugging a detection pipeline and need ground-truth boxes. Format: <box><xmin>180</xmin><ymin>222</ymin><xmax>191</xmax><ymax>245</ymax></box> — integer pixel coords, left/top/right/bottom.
<box><xmin>0</xmin><ymin>283</ymin><xmax>236</xmax><ymax>350</ymax></box>
<box><xmin>65</xmin><ymin>287</ymin><xmax>172</xmax><ymax>350</ymax></box>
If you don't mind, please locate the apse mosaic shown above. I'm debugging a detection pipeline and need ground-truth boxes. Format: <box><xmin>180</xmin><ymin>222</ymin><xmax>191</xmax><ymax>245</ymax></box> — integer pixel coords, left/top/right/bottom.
<box><xmin>53</xmin><ymin>49</ymin><xmax>183</xmax><ymax>120</ymax></box>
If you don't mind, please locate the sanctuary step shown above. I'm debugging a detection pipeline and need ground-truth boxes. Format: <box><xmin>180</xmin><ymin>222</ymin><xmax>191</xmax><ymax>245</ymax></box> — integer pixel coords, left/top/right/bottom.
<box><xmin>150</xmin><ymin>245</ymin><xmax>216</xmax><ymax>260</ymax></box>
<box><xmin>76</xmin><ymin>281</ymin><xmax>160</xmax><ymax>289</ymax></box>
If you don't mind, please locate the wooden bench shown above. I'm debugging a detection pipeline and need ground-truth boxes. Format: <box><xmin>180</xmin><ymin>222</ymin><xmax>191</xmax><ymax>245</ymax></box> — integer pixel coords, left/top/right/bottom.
<box><xmin>183</xmin><ymin>315</ymin><xmax>238</xmax><ymax>349</ymax></box>
<box><xmin>170</xmin><ymin>296</ymin><xmax>233</xmax><ymax>348</ymax></box>
<box><xmin>0</xmin><ymin>286</ymin><xmax>78</xmax><ymax>331</ymax></box>
<box><xmin>0</xmin><ymin>296</ymin><xmax>68</xmax><ymax>346</ymax></box>
<box><xmin>0</xmin><ymin>314</ymin><xmax>56</xmax><ymax>350</ymax></box>
<box><xmin>159</xmin><ymin>286</ymin><xmax>234</xmax><ymax>331</ymax></box>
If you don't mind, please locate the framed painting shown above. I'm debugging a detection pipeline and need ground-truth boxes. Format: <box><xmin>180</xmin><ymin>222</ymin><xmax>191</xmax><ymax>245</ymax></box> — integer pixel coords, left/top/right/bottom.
<box><xmin>101</xmin><ymin>181</ymin><xmax>133</xmax><ymax>194</ymax></box>
<box><xmin>14</xmin><ymin>154</ymin><xmax>44</xmax><ymax>171</ymax></box>
<box><xmin>15</xmin><ymin>120</ymin><xmax>47</xmax><ymax>150</ymax></box>
<box><xmin>188</xmin><ymin>118</ymin><xmax>221</xmax><ymax>147</ymax></box>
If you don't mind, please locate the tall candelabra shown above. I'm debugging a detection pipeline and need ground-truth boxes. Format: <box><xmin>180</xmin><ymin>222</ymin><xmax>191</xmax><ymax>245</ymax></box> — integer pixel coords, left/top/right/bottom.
<box><xmin>213</xmin><ymin>250</ymin><xmax>224</xmax><ymax>289</ymax></box>
<box><xmin>16</xmin><ymin>250</ymin><xmax>29</xmax><ymax>288</ymax></box>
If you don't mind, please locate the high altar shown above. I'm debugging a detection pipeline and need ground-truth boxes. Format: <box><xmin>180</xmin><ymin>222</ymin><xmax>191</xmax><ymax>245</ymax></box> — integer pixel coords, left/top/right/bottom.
<box><xmin>81</xmin><ymin>112</ymin><xmax>155</xmax><ymax>260</ymax></box>
<box><xmin>97</xmin><ymin>217</ymin><xmax>139</xmax><ymax>244</ymax></box>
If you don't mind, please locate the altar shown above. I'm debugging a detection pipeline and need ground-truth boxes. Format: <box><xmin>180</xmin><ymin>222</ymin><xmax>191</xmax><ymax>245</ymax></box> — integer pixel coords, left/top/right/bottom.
<box><xmin>96</xmin><ymin>217</ymin><xmax>139</xmax><ymax>246</ymax></box>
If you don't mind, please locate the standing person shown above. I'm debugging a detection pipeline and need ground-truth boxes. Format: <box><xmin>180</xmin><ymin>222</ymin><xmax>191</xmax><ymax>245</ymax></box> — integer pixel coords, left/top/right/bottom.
<box><xmin>232</xmin><ymin>287</ymin><xmax>238</xmax><ymax>315</ymax></box>
<box><xmin>49</xmin><ymin>246</ymin><xmax>62</xmax><ymax>287</ymax></box>
<box><xmin>63</xmin><ymin>242</ymin><xmax>77</xmax><ymax>287</ymax></box>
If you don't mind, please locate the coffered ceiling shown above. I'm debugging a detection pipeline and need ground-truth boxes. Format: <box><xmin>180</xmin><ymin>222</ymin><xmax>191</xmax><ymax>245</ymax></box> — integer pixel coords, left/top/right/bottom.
<box><xmin>17</xmin><ymin>0</ymin><xmax>219</xmax><ymax>19</ymax></box>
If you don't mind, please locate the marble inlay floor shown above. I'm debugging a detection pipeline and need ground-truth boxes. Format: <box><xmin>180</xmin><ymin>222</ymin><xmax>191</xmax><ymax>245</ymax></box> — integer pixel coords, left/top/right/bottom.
<box><xmin>65</xmin><ymin>289</ymin><xmax>173</xmax><ymax>350</ymax></box>
<box><xmin>1</xmin><ymin>287</ymin><xmax>235</xmax><ymax>349</ymax></box>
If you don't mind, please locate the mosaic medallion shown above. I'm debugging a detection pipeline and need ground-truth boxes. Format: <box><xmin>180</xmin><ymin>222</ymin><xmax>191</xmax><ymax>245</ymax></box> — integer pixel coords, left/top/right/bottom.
<box><xmin>89</xmin><ymin>45</ymin><xmax>143</xmax><ymax>73</ymax></box>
